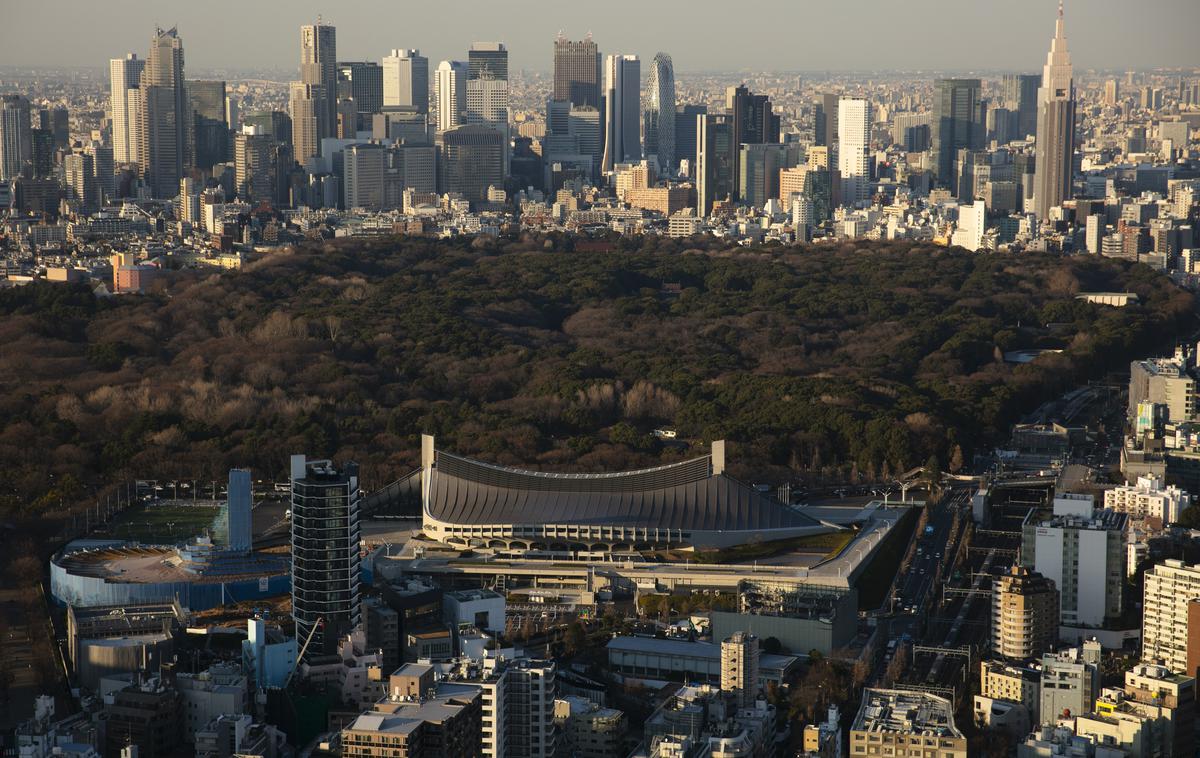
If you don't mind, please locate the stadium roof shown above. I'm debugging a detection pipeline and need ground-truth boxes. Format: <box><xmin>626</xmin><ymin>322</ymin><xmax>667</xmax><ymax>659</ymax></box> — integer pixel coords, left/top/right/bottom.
<box><xmin>423</xmin><ymin>442</ymin><xmax>821</xmax><ymax>532</ymax></box>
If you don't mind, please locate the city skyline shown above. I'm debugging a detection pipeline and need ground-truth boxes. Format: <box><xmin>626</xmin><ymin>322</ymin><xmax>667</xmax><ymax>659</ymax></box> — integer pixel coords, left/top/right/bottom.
<box><xmin>2</xmin><ymin>0</ymin><xmax>1198</xmax><ymax>74</ymax></box>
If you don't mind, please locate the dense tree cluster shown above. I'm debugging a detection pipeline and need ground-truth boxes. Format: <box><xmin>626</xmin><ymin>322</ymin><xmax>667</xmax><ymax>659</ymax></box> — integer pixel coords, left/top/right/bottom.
<box><xmin>0</xmin><ymin>236</ymin><xmax>1192</xmax><ymax>540</ymax></box>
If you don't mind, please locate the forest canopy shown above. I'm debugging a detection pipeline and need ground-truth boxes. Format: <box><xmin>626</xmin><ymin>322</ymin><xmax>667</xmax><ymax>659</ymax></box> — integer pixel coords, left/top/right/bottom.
<box><xmin>0</xmin><ymin>237</ymin><xmax>1192</xmax><ymax>532</ymax></box>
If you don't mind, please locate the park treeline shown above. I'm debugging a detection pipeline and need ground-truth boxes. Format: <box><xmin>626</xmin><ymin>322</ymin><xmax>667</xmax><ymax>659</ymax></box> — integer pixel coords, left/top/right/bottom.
<box><xmin>0</xmin><ymin>234</ymin><xmax>1192</xmax><ymax>534</ymax></box>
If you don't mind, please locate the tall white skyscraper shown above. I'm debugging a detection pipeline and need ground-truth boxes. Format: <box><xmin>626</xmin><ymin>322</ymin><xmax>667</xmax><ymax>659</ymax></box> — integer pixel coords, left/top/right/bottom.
<box><xmin>1033</xmin><ymin>1</ymin><xmax>1075</xmax><ymax>219</ymax></box>
<box><xmin>837</xmin><ymin>97</ymin><xmax>871</xmax><ymax>207</ymax></box>
<box><xmin>600</xmin><ymin>54</ymin><xmax>641</xmax><ymax>173</ymax></box>
<box><xmin>109</xmin><ymin>54</ymin><xmax>145</xmax><ymax>165</ymax></box>
<box><xmin>382</xmin><ymin>49</ymin><xmax>428</xmax><ymax>112</ymax></box>
<box><xmin>434</xmin><ymin>60</ymin><xmax>467</xmax><ymax>132</ymax></box>
<box><xmin>644</xmin><ymin>52</ymin><xmax>676</xmax><ymax>173</ymax></box>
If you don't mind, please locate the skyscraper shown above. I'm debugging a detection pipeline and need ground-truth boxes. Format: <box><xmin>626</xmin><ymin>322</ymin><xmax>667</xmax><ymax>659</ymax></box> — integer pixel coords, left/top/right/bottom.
<box><xmin>600</xmin><ymin>54</ymin><xmax>640</xmax><ymax>173</ymax></box>
<box><xmin>436</xmin><ymin>124</ymin><xmax>505</xmax><ymax>204</ymax></box>
<box><xmin>290</xmin><ymin>455</ymin><xmax>361</xmax><ymax>659</ymax></box>
<box><xmin>674</xmin><ymin>104</ymin><xmax>706</xmax><ymax>177</ymax></box>
<box><xmin>138</xmin><ymin>27</ymin><xmax>188</xmax><ymax>198</ymax></box>
<box><xmin>726</xmin><ymin>84</ymin><xmax>780</xmax><ymax>200</ymax></box>
<box><xmin>837</xmin><ymin>97</ymin><xmax>871</xmax><ymax>207</ymax></box>
<box><xmin>992</xmin><ymin>565</ymin><xmax>1059</xmax><ymax>661</ymax></box>
<box><xmin>1033</xmin><ymin>1</ymin><xmax>1076</xmax><ymax>220</ymax></box>
<box><xmin>234</xmin><ymin>129</ymin><xmax>272</xmax><ymax>203</ymax></box>
<box><xmin>337</xmin><ymin>61</ymin><xmax>383</xmax><ymax>124</ymax></box>
<box><xmin>64</xmin><ymin>152</ymin><xmax>97</xmax><ymax>213</ymax></box>
<box><xmin>1002</xmin><ymin>73</ymin><xmax>1041</xmax><ymax>140</ymax></box>
<box><xmin>0</xmin><ymin>94</ymin><xmax>33</xmax><ymax>181</ymax></box>
<box><xmin>289</xmin><ymin>82</ymin><xmax>328</xmax><ymax>168</ymax></box>
<box><xmin>721</xmin><ymin>632</ymin><xmax>760</xmax><ymax>708</ymax></box>
<box><xmin>466</xmin><ymin>43</ymin><xmax>509</xmax><ymax>126</ymax></box>
<box><xmin>643</xmin><ymin>53</ymin><xmax>676</xmax><ymax>173</ymax></box>
<box><xmin>553</xmin><ymin>34</ymin><xmax>601</xmax><ymax>109</ymax></box>
<box><xmin>110</xmin><ymin>54</ymin><xmax>145</xmax><ymax>165</ymax></box>
<box><xmin>434</xmin><ymin>61</ymin><xmax>467</xmax><ymax>132</ymax></box>
<box><xmin>468</xmin><ymin>42</ymin><xmax>508</xmax><ymax>82</ymax></box>
<box><xmin>814</xmin><ymin>92</ymin><xmax>839</xmax><ymax>148</ymax></box>
<box><xmin>697</xmin><ymin>112</ymin><xmax>734</xmax><ymax>216</ymax></box>
<box><xmin>931</xmin><ymin>78</ymin><xmax>984</xmax><ymax>191</ymax></box>
<box><xmin>300</xmin><ymin>21</ymin><xmax>338</xmax><ymax>136</ymax></box>
<box><xmin>382</xmin><ymin>49</ymin><xmax>428</xmax><ymax>113</ymax></box>
<box><xmin>189</xmin><ymin>79</ymin><xmax>228</xmax><ymax>170</ymax></box>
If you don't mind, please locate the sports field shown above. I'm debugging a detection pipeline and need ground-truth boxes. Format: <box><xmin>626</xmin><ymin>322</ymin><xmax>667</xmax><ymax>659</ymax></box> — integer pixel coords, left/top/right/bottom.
<box><xmin>107</xmin><ymin>503</ymin><xmax>221</xmax><ymax>543</ymax></box>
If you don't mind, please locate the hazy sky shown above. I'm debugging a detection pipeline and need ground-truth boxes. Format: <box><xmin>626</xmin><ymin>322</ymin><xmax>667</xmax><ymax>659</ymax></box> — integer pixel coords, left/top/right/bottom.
<box><xmin>2</xmin><ymin>0</ymin><xmax>1197</xmax><ymax>74</ymax></box>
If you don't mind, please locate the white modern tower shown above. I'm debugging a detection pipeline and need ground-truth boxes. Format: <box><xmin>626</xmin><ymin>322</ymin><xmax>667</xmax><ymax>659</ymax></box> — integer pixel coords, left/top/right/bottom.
<box><xmin>644</xmin><ymin>53</ymin><xmax>676</xmax><ymax>173</ymax></box>
<box><xmin>434</xmin><ymin>60</ymin><xmax>467</xmax><ymax>132</ymax></box>
<box><xmin>382</xmin><ymin>49</ymin><xmax>429</xmax><ymax>113</ymax></box>
<box><xmin>837</xmin><ymin>97</ymin><xmax>871</xmax><ymax>207</ymax></box>
<box><xmin>109</xmin><ymin>54</ymin><xmax>145</xmax><ymax>165</ymax></box>
<box><xmin>1033</xmin><ymin>0</ymin><xmax>1075</xmax><ymax>220</ymax></box>
<box><xmin>600</xmin><ymin>54</ymin><xmax>641</xmax><ymax>173</ymax></box>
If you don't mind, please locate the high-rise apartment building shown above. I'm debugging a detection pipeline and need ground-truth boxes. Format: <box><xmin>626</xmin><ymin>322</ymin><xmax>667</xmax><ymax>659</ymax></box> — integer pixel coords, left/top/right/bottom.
<box><xmin>837</xmin><ymin>97</ymin><xmax>871</xmax><ymax>207</ymax></box>
<box><xmin>382</xmin><ymin>49</ymin><xmax>428</xmax><ymax>113</ymax></box>
<box><xmin>1033</xmin><ymin>1</ymin><xmax>1076</xmax><ymax>219</ymax></box>
<box><xmin>434</xmin><ymin>60</ymin><xmax>467</xmax><ymax>132</ymax></box>
<box><xmin>992</xmin><ymin>565</ymin><xmax>1059</xmax><ymax>661</ymax></box>
<box><xmin>553</xmin><ymin>35</ymin><xmax>601</xmax><ymax>109</ymax></box>
<box><xmin>601</xmin><ymin>54</ymin><xmax>640</xmax><ymax>173</ymax></box>
<box><xmin>932</xmin><ymin>78</ymin><xmax>984</xmax><ymax>191</ymax></box>
<box><xmin>0</xmin><ymin>94</ymin><xmax>33</xmax><ymax>181</ymax></box>
<box><xmin>643</xmin><ymin>53</ymin><xmax>676</xmax><ymax>172</ymax></box>
<box><xmin>721</xmin><ymin>631</ymin><xmax>761</xmax><ymax>709</ymax></box>
<box><xmin>290</xmin><ymin>455</ymin><xmax>361</xmax><ymax>658</ymax></box>
<box><xmin>109</xmin><ymin>54</ymin><xmax>145</xmax><ymax>165</ymax></box>
<box><xmin>1143</xmin><ymin>559</ymin><xmax>1200</xmax><ymax>677</ymax></box>
<box><xmin>139</xmin><ymin>27</ymin><xmax>188</xmax><ymax>198</ymax></box>
<box><xmin>505</xmin><ymin>659</ymin><xmax>557</xmax><ymax>758</ymax></box>
<box><xmin>299</xmin><ymin>21</ymin><xmax>338</xmax><ymax>137</ymax></box>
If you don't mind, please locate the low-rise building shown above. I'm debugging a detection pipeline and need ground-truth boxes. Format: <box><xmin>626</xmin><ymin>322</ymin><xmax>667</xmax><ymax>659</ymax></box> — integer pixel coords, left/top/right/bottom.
<box><xmin>1104</xmin><ymin>474</ymin><xmax>1189</xmax><ymax>524</ymax></box>
<box><xmin>554</xmin><ymin>696</ymin><xmax>627</xmax><ymax>758</ymax></box>
<box><xmin>1039</xmin><ymin>642</ymin><xmax>1101</xmax><ymax>725</ymax></box>
<box><xmin>849</xmin><ymin>689</ymin><xmax>966</xmax><ymax>758</ymax></box>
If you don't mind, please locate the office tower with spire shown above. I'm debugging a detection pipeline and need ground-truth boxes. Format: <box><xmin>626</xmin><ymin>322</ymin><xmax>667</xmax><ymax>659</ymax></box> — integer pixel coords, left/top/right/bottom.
<box><xmin>600</xmin><ymin>54</ymin><xmax>640</xmax><ymax>173</ymax></box>
<box><xmin>643</xmin><ymin>53</ymin><xmax>676</xmax><ymax>173</ymax></box>
<box><xmin>382</xmin><ymin>49</ymin><xmax>428</xmax><ymax>113</ymax></box>
<box><xmin>837</xmin><ymin>97</ymin><xmax>871</xmax><ymax>207</ymax></box>
<box><xmin>138</xmin><ymin>27</ymin><xmax>189</xmax><ymax>198</ymax></box>
<box><xmin>0</xmin><ymin>94</ymin><xmax>33</xmax><ymax>181</ymax></box>
<box><xmin>109</xmin><ymin>54</ymin><xmax>145</xmax><ymax>166</ymax></box>
<box><xmin>932</xmin><ymin>78</ymin><xmax>984</xmax><ymax>192</ymax></box>
<box><xmin>1033</xmin><ymin>1</ymin><xmax>1075</xmax><ymax>220</ymax></box>
<box><xmin>553</xmin><ymin>34</ymin><xmax>602</xmax><ymax>109</ymax></box>
<box><xmin>300</xmin><ymin>21</ymin><xmax>337</xmax><ymax>134</ymax></box>
<box><xmin>434</xmin><ymin>60</ymin><xmax>467</xmax><ymax>132</ymax></box>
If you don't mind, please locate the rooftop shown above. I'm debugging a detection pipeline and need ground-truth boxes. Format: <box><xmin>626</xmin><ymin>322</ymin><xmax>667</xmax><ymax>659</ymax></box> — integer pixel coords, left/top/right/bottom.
<box><xmin>851</xmin><ymin>689</ymin><xmax>962</xmax><ymax>737</ymax></box>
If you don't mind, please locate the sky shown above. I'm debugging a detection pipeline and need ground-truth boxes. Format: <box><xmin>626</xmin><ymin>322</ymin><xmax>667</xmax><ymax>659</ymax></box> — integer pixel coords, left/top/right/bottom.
<box><xmin>2</xmin><ymin>0</ymin><xmax>1197</xmax><ymax>74</ymax></box>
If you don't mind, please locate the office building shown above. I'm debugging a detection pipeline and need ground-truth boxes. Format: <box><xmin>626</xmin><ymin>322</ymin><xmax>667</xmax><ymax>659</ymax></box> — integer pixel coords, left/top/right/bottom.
<box><xmin>1003</xmin><ymin>73</ymin><xmax>1041</xmax><ymax>140</ymax></box>
<box><xmin>850</xmin><ymin>690</ymin><xmax>966</xmax><ymax>757</ymax></box>
<box><xmin>979</xmin><ymin>660</ymin><xmax>1041</xmax><ymax>727</ymax></box>
<box><xmin>437</xmin><ymin>124</ymin><xmax>504</xmax><ymax>204</ymax></box>
<box><xmin>932</xmin><ymin>78</ymin><xmax>984</xmax><ymax>190</ymax></box>
<box><xmin>553</xmin><ymin>34</ymin><xmax>601</xmax><ymax>109</ymax></box>
<box><xmin>892</xmin><ymin>111</ymin><xmax>932</xmax><ymax>152</ymax></box>
<box><xmin>720</xmin><ymin>632</ymin><xmax>760</xmax><ymax>709</ymax></box>
<box><xmin>88</xmin><ymin>141</ymin><xmax>114</xmax><ymax>203</ymax></box>
<box><xmin>992</xmin><ymin>565</ymin><xmax>1059</xmax><ymax>661</ymax></box>
<box><xmin>337</xmin><ymin>61</ymin><xmax>382</xmax><ymax>125</ymax></box>
<box><xmin>1033</xmin><ymin>2</ymin><xmax>1076</xmax><ymax>219</ymax></box>
<box><xmin>1039</xmin><ymin>642</ymin><xmax>1100</xmax><ymax>725</ymax></box>
<box><xmin>234</xmin><ymin>130</ymin><xmax>272</xmax><ymax>203</ymax></box>
<box><xmin>738</xmin><ymin>143</ymin><xmax>786</xmax><ymax>209</ymax></box>
<box><xmin>674</xmin><ymin>103</ymin><xmax>706</xmax><ymax>177</ymax></box>
<box><xmin>1104</xmin><ymin>474</ymin><xmax>1189</xmax><ymax>524</ymax></box>
<box><xmin>727</xmin><ymin>84</ymin><xmax>779</xmax><ymax>200</ymax></box>
<box><xmin>104</xmin><ymin>679</ymin><xmax>183</xmax><ymax>758</ymax></box>
<box><xmin>554</xmin><ymin>698</ymin><xmax>626</xmax><ymax>758</ymax></box>
<box><xmin>138</xmin><ymin>27</ymin><xmax>188</xmax><ymax>198</ymax></box>
<box><xmin>601</xmin><ymin>54</ymin><xmax>640</xmax><ymax>173</ymax></box>
<box><xmin>299</xmin><ymin>21</ymin><xmax>338</xmax><ymax>139</ymax></box>
<box><xmin>1021</xmin><ymin>508</ymin><xmax>1126</xmax><ymax>627</ymax></box>
<box><xmin>643</xmin><ymin>52</ymin><xmax>676</xmax><ymax>172</ymax></box>
<box><xmin>1143</xmin><ymin>559</ymin><xmax>1200</xmax><ymax>677</ymax></box>
<box><xmin>288</xmin><ymin>82</ymin><xmax>328</xmax><ymax>168</ymax></box>
<box><xmin>814</xmin><ymin>92</ymin><xmax>839</xmax><ymax>148</ymax></box>
<box><xmin>176</xmin><ymin>663</ymin><xmax>248</xmax><ymax>740</ymax></box>
<box><xmin>1104</xmin><ymin>78</ymin><xmax>1120</xmax><ymax>106</ymax></box>
<box><xmin>343</xmin><ymin>142</ymin><xmax>385</xmax><ymax>210</ymax></box>
<box><xmin>382</xmin><ymin>49</ymin><xmax>428</xmax><ymax>113</ymax></box>
<box><xmin>243</xmin><ymin>110</ymin><xmax>291</xmax><ymax>146</ymax></box>
<box><xmin>189</xmin><ymin>79</ymin><xmax>228</xmax><ymax>170</ymax></box>
<box><xmin>1128</xmin><ymin>347</ymin><xmax>1200</xmax><ymax>425</ymax></box>
<box><xmin>290</xmin><ymin>455</ymin><xmax>361</xmax><ymax>658</ymax></box>
<box><xmin>109</xmin><ymin>54</ymin><xmax>145</xmax><ymax>165</ymax></box>
<box><xmin>696</xmin><ymin>113</ymin><xmax>734</xmax><ymax>217</ymax></box>
<box><xmin>434</xmin><ymin>60</ymin><xmax>467</xmax><ymax>132</ymax></box>
<box><xmin>1120</xmin><ymin>662</ymin><xmax>1196</xmax><ymax>758</ymax></box>
<box><xmin>837</xmin><ymin>98</ymin><xmax>871</xmax><ymax>207</ymax></box>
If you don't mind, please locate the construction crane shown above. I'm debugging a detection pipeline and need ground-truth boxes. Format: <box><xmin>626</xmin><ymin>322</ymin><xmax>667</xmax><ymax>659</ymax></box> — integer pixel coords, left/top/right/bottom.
<box><xmin>283</xmin><ymin>618</ymin><xmax>323</xmax><ymax>689</ymax></box>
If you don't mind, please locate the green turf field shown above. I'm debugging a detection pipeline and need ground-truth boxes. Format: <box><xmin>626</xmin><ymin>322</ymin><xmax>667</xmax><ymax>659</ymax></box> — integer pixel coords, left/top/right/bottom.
<box><xmin>107</xmin><ymin>503</ymin><xmax>221</xmax><ymax>543</ymax></box>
